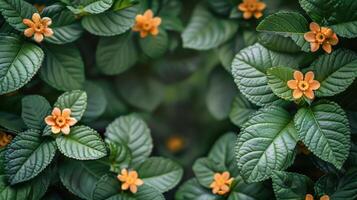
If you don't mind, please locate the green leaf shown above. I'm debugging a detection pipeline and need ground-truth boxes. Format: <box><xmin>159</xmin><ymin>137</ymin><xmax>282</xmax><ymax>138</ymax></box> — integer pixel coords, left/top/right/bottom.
<box><xmin>229</xmin><ymin>93</ymin><xmax>258</xmax><ymax>128</ymax></box>
<box><xmin>256</xmin><ymin>11</ymin><xmax>309</xmax><ymax>52</ymax></box>
<box><xmin>21</xmin><ymin>95</ymin><xmax>51</xmax><ymax>130</ymax></box>
<box><xmin>182</xmin><ymin>5</ymin><xmax>238</xmax><ymax>50</ymax></box>
<box><xmin>104</xmin><ymin>115</ymin><xmax>152</xmax><ymax>165</ymax></box>
<box><xmin>314</xmin><ymin>169</ymin><xmax>357</xmax><ymax>199</ymax></box>
<box><xmin>0</xmin><ymin>36</ymin><xmax>44</xmax><ymax>95</ymax></box>
<box><xmin>329</xmin><ymin>0</ymin><xmax>357</xmax><ymax>38</ymax></box>
<box><xmin>56</xmin><ymin>125</ymin><xmax>107</xmax><ymax>160</ymax></box>
<box><xmin>207</xmin><ymin>0</ymin><xmax>233</xmax><ymax>16</ymax></box>
<box><xmin>92</xmin><ymin>174</ymin><xmax>120</xmax><ymax>200</ymax></box>
<box><xmin>294</xmin><ymin>100</ymin><xmax>350</xmax><ymax>169</ymax></box>
<box><xmin>96</xmin><ymin>32</ymin><xmax>138</xmax><ymax>75</ymax></box>
<box><xmin>161</xmin><ymin>15</ymin><xmax>184</xmax><ymax>32</ymax></box>
<box><xmin>206</xmin><ymin>68</ymin><xmax>237</xmax><ymax>120</ymax></box>
<box><xmin>175</xmin><ymin>178</ymin><xmax>221</xmax><ymax>200</ymax></box>
<box><xmin>236</xmin><ymin>106</ymin><xmax>298</xmax><ymax>183</ymax></box>
<box><xmin>208</xmin><ymin>133</ymin><xmax>238</xmax><ymax>176</ymax></box>
<box><xmin>107</xmin><ymin>141</ymin><xmax>132</xmax><ymax>173</ymax></box>
<box><xmin>0</xmin><ymin>175</ymin><xmax>31</xmax><ymax>200</ymax></box>
<box><xmin>229</xmin><ymin>176</ymin><xmax>273</xmax><ymax>200</ymax></box>
<box><xmin>68</xmin><ymin>0</ymin><xmax>113</xmax><ymax>15</ymax></box>
<box><xmin>54</xmin><ymin>90</ymin><xmax>87</xmax><ymax>121</ymax></box>
<box><xmin>0</xmin><ymin>112</ymin><xmax>26</xmax><ymax>133</ymax></box>
<box><xmin>40</xmin><ymin>43</ymin><xmax>85</xmax><ymax>91</ymax></box>
<box><xmin>298</xmin><ymin>0</ymin><xmax>339</xmax><ymax>23</ymax></box>
<box><xmin>59</xmin><ymin>159</ymin><xmax>109</xmax><ymax>200</ymax></box>
<box><xmin>134</xmin><ymin>185</ymin><xmax>165</xmax><ymax>200</ymax></box>
<box><xmin>41</xmin><ymin>4</ymin><xmax>83</xmax><ymax>44</ymax></box>
<box><xmin>307</xmin><ymin>49</ymin><xmax>357</xmax><ymax>97</ymax></box>
<box><xmin>192</xmin><ymin>157</ymin><xmax>226</xmax><ymax>188</ymax></box>
<box><xmin>139</xmin><ymin>29</ymin><xmax>168</xmax><ymax>58</ymax></box>
<box><xmin>231</xmin><ymin>43</ymin><xmax>300</xmax><ymax>106</ymax></box>
<box><xmin>0</xmin><ymin>0</ymin><xmax>36</xmax><ymax>31</ymax></box>
<box><xmin>82</xmin><ymin>81</ymin><xmax>107</xmax><ymax>122</ymax></box>
<box><xmin>272</xmin><ymin>171</ymin><xmax>313</xmax><ymax>200</ymax></box>
<box><xmin>5</xmin><ymin>130</ymin><xmax>56</xmax><ymax>185</ymax></box>
<box><xmin>258</xmin><ymin>33</ymin><xmax>301</xmax><ymax>53</ymax></box>
<box><xmin>81</xmin><ymin>6</ymin><xmax>137</xmax><ymax>36</ymax></box>
<box><xmin>267</xmin><ymin>66</ymin><xmax>295</xmax><ymax>101</ymax></box>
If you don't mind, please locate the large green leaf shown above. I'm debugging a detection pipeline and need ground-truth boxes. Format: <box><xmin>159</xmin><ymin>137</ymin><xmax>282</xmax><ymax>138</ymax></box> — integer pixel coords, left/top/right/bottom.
<box><xmin>258</xmin><ymin>33</ymin><xmax>301</xmax><ymax>53</ymax></box>
<box><xmin>136</xmin><ymin>157</ymin><xmax>183</xmax><ymax>192</ymax></box>
<box><xmin>96</xmin><ymin>32</ymin><xmax>138</xmax><ymax>75</ymax></box>
<box><xmin>56</xmin><ymin>125</ymin><xmax>107</xmax><ymax>160</ymax></box>
<box><xmin>81</xmin><ymin>6</ymin><xmax>137</xmax><ymax>36</ymax></box>
<box><xmin>228</xmin><ymin>176</ymin><xmax>273</xmax><ymax>200</ymax></box>
<box><xmin>267</xmin><ymin>66</ymin><xmax>295</xmax><ymax>101</ymax></box>
<box><xmin>21</xmin><ymin>95</ymin><xmax>51</xmax><ymax>130</ymax></box>
<box><xmin>67</xmin><ymin>0</ymin><xmax>113</xmax><ymax>15</ymax></box>
<box><xmin>40</xmin><ymin>43</ymin><xmax>85</xmax><ymax>91</ymax></box>
<box><xmin>329</xmin><ymin>0</ymin><xmax>357</xmax><ymax>38</ymax></box>
<box><xmin>236</xmin><ymin>106</ymin><xmax>298</xmax><ymax>183</ymax></box>
<box><xmin>294</xmin><ymin>100</ymin><xmax>350</xmax><ymax>169</ymax></box>
<box><xmin>0</xmin><ymin>175</ymin><xmax>31</xmax><ymax>200</ymax></box>
<box><xmin>231</xmin><ymin>43</ymin><xmax>300</xmax><ymax>106</ymax></box>
<box><xmin>0</xmin><ymin>112</ymin><xmax>26</xmax><ymax>133</ymax></box>
<box><xmin>54</xmin><ymin>90</ymin><xmax>87</xmax><ymax>121</ymax></box>
<box><xmin>107</xmin><ymin>141</ymin><xmax>132</xmax><ymax>173</ymax></box>
<box><xmin>41</xmin><ymin>4</ymin><xmax>83</xmax><ymax>44</ymax></box>
<box><xmin>307</xmin><ymin>49</ymin><xmax>357</xmax><ymax>97</ymax></box>
<box><xmin>175</xmin><ymin>178</ymin><xmax>221</xmax><ymax>200</ymax></box>
<box><xmin>0</xmin><ymin>36</ymin><xmax>44</xmax><ymax>95</ymax></box>
<box><xmin>105</xmin><ymin>115</ymin><xmax>152</xmax><ymax>165</ymax></box>
<box><xmin>92</xmin><ymin>174</ymin><xmax>120</xmax><ymax>200</ymax></box>
<box><xmin>314</xmin><ymin>169</ymin><xmax>357</xmax><ymax>199</ymax></box>
<box><xmin>206</xmin><ymin>68</ymin><xmax>237</xmax><ymax>120</ymax></box>
<box><xmin>272</xmin><ymin>171</ymin><xmax>313</xmax><ymax>200</ymax></box>
<box><xmin>0</xmin><ymin>0</ymin><xmax>36</xmax><ymax>31</ymax></box>
<box><xmin>299</xmin><ymin>0</ymin><xmax>339</xmax><ymax>23</ymax></box>
<box><xmin>82</xmin><ymin>81</ymin><xmax>107</xmax><ymax>122</ymax></box>
<box><xmin>256</xmin><ymin>11</ymin><xmax>309</xmax><ymax>52</ymax></box>
<box><xmin>192</xmin><ymin>157</ymin><xmax>226</xmax><ymax>188</ymax></box>
<box><xmin>134</xmin><ymin>185</ymin><xmax>165</xmax><ymax>200</ymax></box>
<box><xmin>5</xmin><ymin>130</ymin><xmax>56</xmax><ymax>185</ymax></box>
<box><xmin>182</xmin><ymin>5</ymin><xmax>238</xmax><ymax>50</ymax></box>
<box><xmin>59</xmin><ymin>159</ymin><xmax>109</xmax><ymax>200</ymax></box>
<box><xmin>139</xmin><ymin>29</ymin><xmax>168</xmax><ymax>58</ymax></box>
<box><xmin>229</xmin><ymin>93</ymin><xmax>258</xmax><ymax>128</ymax></box>
<box><xmin>208</xmin><ymin>133</ymin><xmax>238</xmax><ymax>176</ymax></box>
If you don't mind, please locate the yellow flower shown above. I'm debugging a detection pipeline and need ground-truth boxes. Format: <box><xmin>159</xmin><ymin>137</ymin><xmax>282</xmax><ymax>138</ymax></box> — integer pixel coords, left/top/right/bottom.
<box><xmin>117</xmin><ymin>169</ymin><xmax>144</xmax><ymax>193</ymax></box>
<box><xmin>305</xmin><ymin>194</ymin><xmax>330</xmax><ymax>200</ymax></box>
<box><xmin>23</xmin><ymin>13</ymin><xmax>53</xmax><ymax>43</ymax></box>
<box><xmin>304</xmin><ymin>22</ymin><xmax>339</xmax><ymax>54</ymax></box>
<box><xmin>209</xmin><ymin>171</ymin><xmax>234</xmax><ymax>195</ymax></box>
<box><xmin>238</xmin><ymin>0</ymin><xmax>266</xmax><ymax>19</ymax></box>
<box><xmin>132</xmin><ymin>9</ymin><xmax>161</xmax><ymax>38</ymax></box>
<box><xmin>0</xmin><ymin>132</ymin><xmax>12</xmax><ymax>148</ymax></box>
<box><xmin>287</xmin><ymin>71</ymin><xmax>320</xmax><ymax>100</ymax></box>
<box><xmin>166</xmin><ymin>135</ymin><xmax>185</xmax><ymax>153</ymax></box>
<box><xmin>44</xmin><ymin>107</ymin><xmax>77</xmax><ymax>135</ymax></box>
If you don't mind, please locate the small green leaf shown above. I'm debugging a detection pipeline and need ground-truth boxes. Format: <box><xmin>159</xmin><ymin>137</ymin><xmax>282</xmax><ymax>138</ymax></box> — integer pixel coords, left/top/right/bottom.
<box><xmin>294</xmin><ymin>100</ymin><xmax>350</xmax><ymax>169</ymax></box>
<box><xmin>267</xmin><ymin>66</ymin><xmax>295</xmax><ymax>101</ymax></box>
<box><xmin>107</xmin><ymin>141</ymin><xmax>132</xmax><ymax>173</ymax></box>
<box><xmin>56</xmin><ymin>125</ymin><xmax>107</xmax><ymax>160</ymax></box>
<box><xmin>54</xmin><ymin>90</ymin><xmax>87</xmax><ymax>121</ymax></box>
<box><xmin>81</xmin><ymin>6</ymin><xmax>137</xmax><ymax>36</ymax></box>
<box><xmin>21</xmin><ymin>95</ymin><xmax>51</xmax><ymax>130</ymax></box>
<box><xmin>0</xmin><ymin>36</ymin><xmax>44</xmax><ymax>95</ymax></box>
<box><xmin>307</xmin><ymin>49</ymin><xmax>357</xmax><ymax>97</ymax></box>
<box><xmin>0</xmin><ymin>0</ymin><xmax>36</xmax><ymax>31</ymax></box>
<box><xmin>139</xmin><ymin>29</ymin><xmax>168</xmax><ymax>58</ymax></box>
<box><xmin>69</xmin><ymin>0</ymin><xmax>113</xmax><ymax>15</ymax></box>
<box><xmin>105</xmin><ymin>115</ymin><xmax>152</xmax><ymax>165</ymax></box>
<box><xmin>257</xmin><ymin>11</ymin><xmax>309</xmax><ymax>52</ymax></box>
<box><xmin>182</xmin><ymin>4</ymin><xmax>238</xmax><ymax>50</ymax></box>
<box><xmin>299</xmin><ymin>0</ymin><xmax>339</xmax><ymax>23</ymax></box>
<box><xmin>236</xmin><ymin>106</ymin><xmax>298</xmax><ymax>183</ymax></box>
<box><xmin>272</xmin><ymin>171</ymin><xmax>313</xmax><ymax>200</ymax></box>
<box><xmin>136</xmin><ymin>157</ymin><xmax>183</xmax><ymax>193</ymax></box>
<box><xmin>96</xmin><ymin>32</ymin><xmax>138</xmax><ymax>75</ymax></box>
<box><xmin>40</xmin><ymin>43</ymin><xmax>85</xmax><ymax>91</ymax></box>
<box><xmin>229</xmin><ymin>93</ymin><xmax>258</xmax><ymax>128</ymax></box>
<box><xmin>192</xmin><ymin>157</ymin><xmax>226</xmax><ymax>188</ymax></box>
<box><xmin>175</xmin><ymin>178</ymin><xmax>221</xmax><ymax>200</ymax></box>
<box><xmin>5</xmin><ymin>130</ymin><xmax>57</xmax><ymax>185</ymax></box>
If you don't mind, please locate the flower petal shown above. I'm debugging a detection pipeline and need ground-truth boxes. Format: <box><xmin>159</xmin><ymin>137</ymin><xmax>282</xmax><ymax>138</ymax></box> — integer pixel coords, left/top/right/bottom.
<box><xmin>322</xmin><ymin>43</ymin><xmax>332</xmax><ymax>54</ymax></box>
<box><xmin>67</xmin><ymin>118</ymin><xmax>77</xmax><ymax>126</ymax></box>
<box><xmin>43</xmin><ymin>28</ymin><xmax>53</xmax><ymax>37</ymax></box>
<box><xmin>304</xmin><ymin>90</ymin><xmax>315</xmax><ymax>99</ymax></box>
<box><xmin>52</xmin><ymin>107</ymin><xmax>61</xmax><ymax>116</ymax></box>
<box><xmin>287</xmin><ymin>80</ymin><xmax>298</xmax><ymax>89</ymax></box>
<box><xmin>24</xmin><ymin>28</ymin><xmax>35</xmax><ymax>37</ymax></box>
<box><xmin>256</xmin><ymin>2</ymin><xmax>266</xmax><ymax>10</ymax></box>
<box><xmin>304</xmin><ymin>32</ymin><xmax>316</xmax><ymax>42</ymax></box>
<box><xmin>34</xmin><ymin>32</ymin><xmax>44</xmax><ymax>43</ymax></box>
<box><xmin>305</xmin><ymin>194</ymin><xmax>314</xmax><ymax>200</ymax></box>
<box><xmin>61</xmin><ymin>125</ymin><xmax>70</xmax><ymax>135</ymax></box>
<box><xmin>42</xmin><ymin>17</ymin><xmax>52</xmax><ymax>26</ymax></box>
<box><xmin>152</xmin><ymin>17</ymin><xmax>161</xmax><ymax>26</ymax></box>
<box><xmin>130</xmin><ymin>185</ymin><xmax>138</xmax><ymax>193</ymax></box>
<box><xmin>238</xmin><ymin>4</ymin><xmax>248</xmax><ymax>12</ymax></box>
<box><xmin>310</xmin><ymin>22</ymin><xmax>320</xmax><ymax>32</ymax></box>
<box><xmin>129</xmin><ymin>171</ymin><xmax>138</xmax><ymax>178</ymax></box>
<box><xmin>293</xmin><ymin>71</ymin><xmax>304</xmax><ymax>81</ymax></box>
<box><xmin>51</xmin><ymin>126</ymin><xmax>61</xmax><ymax>134</ymax></box>
<box><xmin>135</xmin><ymin>15</ymin><xmax>145</xmax><ymax>23</ymax></box>
<box><xmin>32</xmin><ymin>13</ymin><xmax>41</xmax><ymax>23</ymax></box>
<box><xmin>150</xmin><ymin>28</ymin><xmax>159</xmax><ymax>36</ymax></box>
<box><xmin>140</xmin><ymin>31</ymin><xmax>148</xmax><ymax>38</ymax></box>
<box><xmin>45</xmin><ymin>116</ymin><xmax>55</xmax><ymax>126</ymax></box>
<box><xmin>62</xmin><ymin>108</ymin><xmax>71</xmax><ymax>118</ymax></box>
<box><xmin>329</xmin><ymin>33</ymin><xmax>339</xmax><ymax>45</ymax></box>
<box><xmin>243</xmin><ymin>11</ymin><xmax>253</xmax><ymax>19</ymax></box>
<box><xmin>310</xmin><ymin>42</ymin><xmax>320</xmax><ymax>52</ymax></box>
<box><xmin>135</xmin><ymin>179</ymin><xmax>144</xmax><ymax>186</ymax></box>
<box><xmin>222</xmin><ymin>171</ymin><xmax>230</xmax><ymax>179</ymax></box>
<box><xmin>309</xmin><ymin>80</ymin><xmax>320</xmax><ymax>90</ymax></box>
<box><xmin>320</xmin><ymin>195</ymin><xmax>330</xmax><ymax>200</ymax></box>
<box><xmin>144</xmin><ymin>9</ymin><xmax>153</xmax><ymax>18</ymax></box>
<box><xmin>254</xmin><ymin>12</ymin><xmax>263</xmax><ymax>19</ymax></box>
<box><xmin>121</xmin><ymin>182</ymin><xmax>129</xmax><ymax>190</ymax></box>
<box><xmin>293</xmin><ymin>89</ymin><xmax>303</xmax><ymax>99</ymax></box>
<box><xmin>121</xmin><ymin>168</ymin><xmax>128</xmax><ymax>176</ymax></box>
<box><xmin>304</xmin><ymin>71</ymin><xmax>315</xmax><ymax>82</ymax></box>
<box><xmin>23</xmin><ymin>19</ymin><xmax>34</xmax><ymax>27</ymax></box>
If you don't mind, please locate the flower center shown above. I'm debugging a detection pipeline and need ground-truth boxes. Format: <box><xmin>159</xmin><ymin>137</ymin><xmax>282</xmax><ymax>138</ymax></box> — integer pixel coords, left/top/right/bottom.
<box><xmin>142</xmin><ymin>22</ymin><xmax>152</xmax><ymax>31</ymax></box>
<box><xmin>247</xmin><ymin>3</ymin><xmax>256</xmax><ymax>11</ymax></box>
<box><xmin>56</xmin><ymin>116</ymin><xmax>66</xmax><ymax>127</ymax></box>
<box><xmin>316</xmin><ymin>33</ymin><xmax>326</xmax><ymax>43</ymax></box>
<box><xmin>126</xmin><ymin>176</ymin><xmax>136</xmax><ymax>184</ymax></box>
<box><xmin>34</xmin><ymin>23</ymin><xmax>43</xmax><ymax>32</ymax></box>
<box><xmin>298</xmin><ymin>81</ymin><xmax>309</xmax><ymax>91</ymax></box>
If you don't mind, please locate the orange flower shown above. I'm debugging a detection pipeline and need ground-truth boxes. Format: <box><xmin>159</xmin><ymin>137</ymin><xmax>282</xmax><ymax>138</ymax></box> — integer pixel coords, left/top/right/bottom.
<box><xmin>304</xmin><ymin>22</ymin><xmax>338</xmax><ymax>54</ymax></box>
<box><xmin>166</xmin><ymin>135</ymin><xmax>185</xmax><ymax>153</ymax></box>
<box><xmin>23</xmin><ymin>13</ymin><xmax>53</xmax><ymax>43</ymax></box>
<box><xmin>44</xmin><ymin>107</ymin><xmax>77</xmax><ymax>135</ymax></box>
<box><xmin>287</xmin><ymin>71</ymin><xmax>320</xmax><ymax>100</ymax></box>
<box><xmin>238</xmin><ymin>0</ymin><xmax>266</xmax><ymax>19</ymax></box>
<box><xmin>117</xmin><ymin>169</ymin><xmax>144</xmax><ymax>193</ymax></box>
<box><xmin>209</xmin><ymin>171</ymin><xmax>234</xmax><ymax>195</ymax></box>
<box><xmin>132</xmin><ymin>9</ymin><xmax>161</xmax><ymax>38</ymax></box>
<box><xmin>305</xmin><ymin>194</ymin><xmax>330</xmax><ymax>200</ymax></box>
<box><xmin>0</xmin><ymin>132</ymin><xmax>12</xmax><ymax>148</ymax></box>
